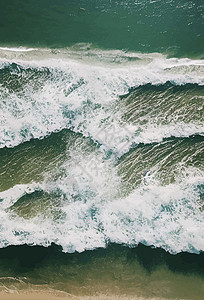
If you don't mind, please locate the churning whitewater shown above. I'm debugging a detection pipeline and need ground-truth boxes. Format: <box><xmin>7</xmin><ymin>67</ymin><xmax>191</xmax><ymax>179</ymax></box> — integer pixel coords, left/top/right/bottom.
<box><xmin>0</xmin><ymin>47</ymin><xmax>204</xmax><ymax>254</ymax></box>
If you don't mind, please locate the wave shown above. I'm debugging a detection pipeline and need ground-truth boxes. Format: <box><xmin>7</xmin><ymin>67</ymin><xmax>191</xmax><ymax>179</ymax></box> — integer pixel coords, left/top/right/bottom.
<box><xmin>0</xmin><ymin>47</ymin><xmax>203</xmax><ymax>153</ymax></box>
<box><xmin>0</xmin><ymin>47</ymin><xmax>203</xmax><ymax>255</ymax></box>
<box><xmin>0</xmin><ymin>165</ymin><xmax>203</xmax><ymax>254</ymax></box>
<box><xmin>0</xmin><ymin>132</ymin><xmax>204</xmax><ymax>254</ymax></box>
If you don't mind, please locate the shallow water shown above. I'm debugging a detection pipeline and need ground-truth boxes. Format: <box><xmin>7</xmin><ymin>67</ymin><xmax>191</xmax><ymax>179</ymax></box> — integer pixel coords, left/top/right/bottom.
<box><xmin>0</xmin><ymin>244</ymin><xmax>204</xmax><ymax>300</ymax></box>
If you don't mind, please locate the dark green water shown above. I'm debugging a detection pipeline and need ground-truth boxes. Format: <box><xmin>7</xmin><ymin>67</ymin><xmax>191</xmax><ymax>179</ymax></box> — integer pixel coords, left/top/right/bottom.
<box><xmin>0</xmin><ymin>0</ymin><xmax>203</xmax><ymax>57</ymax></box>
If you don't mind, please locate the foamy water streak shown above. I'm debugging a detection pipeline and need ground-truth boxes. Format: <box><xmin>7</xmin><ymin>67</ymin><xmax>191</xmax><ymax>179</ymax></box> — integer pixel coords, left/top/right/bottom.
<box><xmin>0</xmin><ymin>47</ymin><xmax>36</xmax><ymax>52</ymax></box>
<box><xmin>0</xmin><ymin>47</ymin><xmax>203</xmax><ymax>153</ymax></box>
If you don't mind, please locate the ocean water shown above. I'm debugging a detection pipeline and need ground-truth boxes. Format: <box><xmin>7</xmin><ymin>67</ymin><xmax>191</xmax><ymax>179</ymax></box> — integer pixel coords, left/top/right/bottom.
<box><xmin>0</xmin><ymin>0</ymin><xmax>204</xmax><ymax>299</ymax></box>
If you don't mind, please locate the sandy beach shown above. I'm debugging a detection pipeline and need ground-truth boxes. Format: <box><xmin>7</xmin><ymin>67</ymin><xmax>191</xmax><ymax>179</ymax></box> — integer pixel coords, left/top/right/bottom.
<box><xmin>0</xmin><ymin>290</ymin><xmax>170</xmax><ymax>300</ymax></box>
<box><xmin>0</xmin><ymin>289</ymin><xmax>77</xmax><ymax>300</ymax></box>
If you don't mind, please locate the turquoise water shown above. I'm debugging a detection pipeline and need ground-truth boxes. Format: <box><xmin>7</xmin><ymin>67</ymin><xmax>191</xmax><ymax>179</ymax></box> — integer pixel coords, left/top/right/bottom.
<box><xmin>0</xmin><ymin>1</ymin><xmax>204</xmax><ymax>299</ymax></box>
<box><xmin>0</xmin><ymin>0</ymin><xmax>203</xmax><ymax>57</ymax></box>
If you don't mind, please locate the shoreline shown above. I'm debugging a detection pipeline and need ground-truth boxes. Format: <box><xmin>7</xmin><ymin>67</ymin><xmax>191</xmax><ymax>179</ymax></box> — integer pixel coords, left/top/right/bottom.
<box><xmin>0</xmin><ymin>244</ymin><xmax>204</xmax><ymax>300</ymax></box>
<box><xmin>1</xmin><ymin>289</ymin><xmax>78</xmax><ymax>300</ymax></box>
<box><xmin>0</xmin><ymin>289</ymin><xmax>175</xmax><ymax>300</ymax></box>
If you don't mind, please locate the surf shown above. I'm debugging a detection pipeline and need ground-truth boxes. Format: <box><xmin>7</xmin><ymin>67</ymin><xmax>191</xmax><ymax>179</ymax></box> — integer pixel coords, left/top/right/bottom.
<box><xmin>0</xmin><ymin>47</ymin><xmax>203</xmax><ymax>152</ymax></box>
<box><xmin>0</xmin><ymin>46</ymin><xmax>203</xmax><ymax>255</ymax></box>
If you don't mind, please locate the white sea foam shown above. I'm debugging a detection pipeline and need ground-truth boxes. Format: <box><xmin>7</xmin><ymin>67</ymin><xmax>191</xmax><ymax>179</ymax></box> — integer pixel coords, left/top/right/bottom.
<box><xmin>0</xmin><ymin>48</ymin><xmax>203</xmax><ymax>151</ymax></box>
<box><xmin>0</xmin><ymin>48</ymin><xmax>203</xmax><ymax>254</ymax></box>
<box><xmin>0</xmin><ymin>166</ymin><xmax>203</xmax><ymax>254</ymax></box>
<box><xmin>0</xmin><ymin>47</ymin><xmax>36</xmax><ymax>52</ymax></box>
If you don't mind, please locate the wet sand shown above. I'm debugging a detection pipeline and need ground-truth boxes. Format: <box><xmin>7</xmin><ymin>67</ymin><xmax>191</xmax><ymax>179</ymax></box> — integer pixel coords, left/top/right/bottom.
<box><xmin>1</xmin><ymin>289</ymin><xmax>78</xmax><ymax>300</ymax></box>
<box><xmin>1</xmin><ymin>290</ymin><xmax>75</xmax><ymax>300</ymax></box>
<box><xmin>0</xmin><ymin>290</ymin><xmax>170</xmax><ymax>300</ymax></box>
<box><xmin>0</xmin><ymin>293</ymin><xmax>162</xmax><ymax>300</ymax></box>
